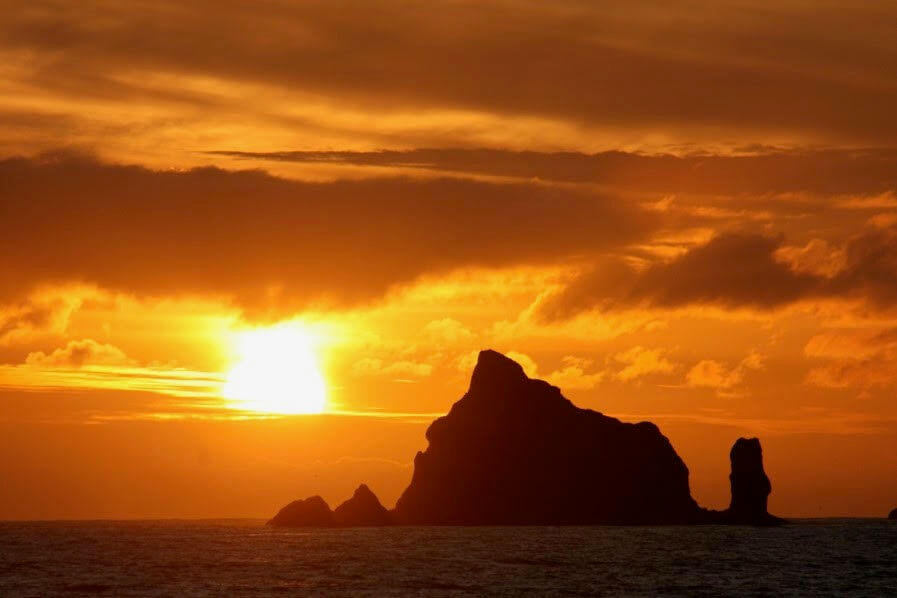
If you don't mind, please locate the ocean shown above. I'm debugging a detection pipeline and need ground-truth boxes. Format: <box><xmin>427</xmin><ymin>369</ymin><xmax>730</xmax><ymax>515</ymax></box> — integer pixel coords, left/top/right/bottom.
<box><xmin>1</xmin><ymin>519</ymin><xmax>895</xmax><ymax>596</ymax></box>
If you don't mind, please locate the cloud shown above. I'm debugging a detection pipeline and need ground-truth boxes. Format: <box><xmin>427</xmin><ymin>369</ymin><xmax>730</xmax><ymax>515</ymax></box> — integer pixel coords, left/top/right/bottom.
<box><xmin>541</xmin><ymin>226</ymin><xmax>897</xmax><ymax>319</ymax></box>
<box><xmin>0</xmin><ymin>154</ymin><xmax>657</xmax><ymax>316</ymax></box>
<box><xmin>613</xmin><ymin>346</ymin><xmax>677</xmax><ymax>382</ymax></box>
<box><xmin>540</xmin><ymin>234</ymin><xmax>821</xmax><ymax>319</ymax></box>
<box><xmin>211</xmin><ymin>148</ymin><xmax>897</xmax><ymax>195</ymax></box>
<box><xmin>353</xmin><ymin>358</ymin><xmax>433</xmax><ymax>378</ymax></box>
<box><xmin>773</xmin><ymin>239</ymin><xmax>846</xmax><ymax>278</ymax></box>
<box><xmin>827</xmin><ymin>226</ymin><xmax>897</xmax><ymax>309</ymax></box>
<box><xmin>868</xmin><ymin>213</ymin><xmax>897</xmax><ymax>229</ymax></box>
<box><xmin>545</xmin><ymin>356</ymin><xmax>605</xmax><ymax>390</ymax></box>
<box><xmin>0</xmin><ymin>303</ymin><xmax>59</xmax><ymax>343</ymax></box>
<box><xmin>616</xmin><ymin>234</ymin><xmax>819</xmax><ymax>308</ymax></box>
<box><xmin>0</xmin><ymin>285</ymin><xmax>101</xmax><ymax>344</ymax></box>
<box><xmin>833</xmin><ymin>191</ymin><xmax>897</xmax><ymax>210</ymax></box>
<box><xmin>4</xmin><ymin>1</ymin><xmax>897</xmax><ymax>154</ymax></box>
<box><xmin>10</xmin><ymin>154</ymin><xmax>894</xmax><ymax>329</ymax></box>
<box><xmin>805</xmin><ymin>329</ymin><xmax>897</xmax><ymax>389</ymax></box>
<box><xmin>685</xmin><ymin>351</ymin><xmax>765</xmax><ymax>396</ymax></box>
<box><xmin>423</xmin><ymin>318</ymin><xmax>475</xmax><ymax>345</ymax></box>
<box><xmin>25</xmin><ymin>339</ymin><xmax>135</xmax><ymax>368</ymax></box>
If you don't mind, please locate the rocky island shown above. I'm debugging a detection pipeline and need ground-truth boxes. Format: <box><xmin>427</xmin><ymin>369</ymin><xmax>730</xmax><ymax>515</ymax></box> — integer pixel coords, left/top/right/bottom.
<box><xmin>269</xmin><ymin>484</ymin><xmax>393</xmax><ymax>527</ymax></box>
<box><xmin>269</xmin><ymin>350</ymin><xmax>783</xmax><ymax>527</ymax></box>
<box><xmin>269</xmin><ymin>495</ymin><xmax>335</xmax><ymax>527</ymax></box>
<box><xmin>889</xmin><ymin>508</ymin><xmax>897</xmax><ymax>520</ymax></box>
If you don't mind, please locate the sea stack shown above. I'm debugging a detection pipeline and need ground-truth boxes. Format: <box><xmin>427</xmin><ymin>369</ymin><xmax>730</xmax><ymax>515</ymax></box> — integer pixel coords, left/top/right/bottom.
<box><xmin>333</xmin><ymin>484</ymin><xmax>393</xmax><ymax>526</ymax></box>
<box><xmin>394</xmin><ymin>349</ymin><xmax>703</xmax><ymax>525</ymax></box>
<box><xmin>889</xmin><ymin>508</ymin><xmax>897</xmax><ymax>520</ymax></box>
<box><xmin>719</xmin><ymin>437</ymin><xmax>783</xmax><ymax>525</ymax></box>
<box><xmin>267</xmin><ymin>495</ymin><xmax>335</xmax><ymax>527</ymax></box>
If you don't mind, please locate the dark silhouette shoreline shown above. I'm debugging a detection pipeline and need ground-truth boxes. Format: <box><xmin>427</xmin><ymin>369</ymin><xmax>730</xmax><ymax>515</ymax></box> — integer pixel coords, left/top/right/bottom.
<box><xmin>269</xmin><ymin>350</ymin><xmax>784</xmax><ymax>527</ymax></box>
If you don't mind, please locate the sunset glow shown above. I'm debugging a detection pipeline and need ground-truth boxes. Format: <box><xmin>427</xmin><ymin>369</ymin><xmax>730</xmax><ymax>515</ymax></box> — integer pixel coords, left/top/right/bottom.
<box><xmin>2</xmin><ymin>0</ymin><xmax>897</xmax><ymax>523</ymax></box>
<box><xmin>223</xmin><ymin>324</ymin><xmax>327</xmax><ymax>415</ymax></box>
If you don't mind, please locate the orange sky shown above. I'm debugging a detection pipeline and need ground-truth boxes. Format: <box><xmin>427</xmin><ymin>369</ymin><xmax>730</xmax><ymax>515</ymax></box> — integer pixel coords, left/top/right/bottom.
<box><xmin>1</xmin><ymin>0</ymin><xmax>896</xmax><ymax>519</ymax></box>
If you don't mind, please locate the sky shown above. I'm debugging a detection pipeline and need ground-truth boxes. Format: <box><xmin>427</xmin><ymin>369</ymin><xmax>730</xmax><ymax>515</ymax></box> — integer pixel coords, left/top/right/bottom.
<box><xmin>1</xmin><ymin>0</ymin><xmax>896</xmax><ymax>519</ymax></box>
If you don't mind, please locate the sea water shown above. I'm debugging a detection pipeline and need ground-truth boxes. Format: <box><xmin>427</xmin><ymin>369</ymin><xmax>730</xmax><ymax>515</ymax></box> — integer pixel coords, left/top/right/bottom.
<box><xmin>1</xmin><ymin>519</ymin><xmax>895</xmax><ymax>596</ymax></box>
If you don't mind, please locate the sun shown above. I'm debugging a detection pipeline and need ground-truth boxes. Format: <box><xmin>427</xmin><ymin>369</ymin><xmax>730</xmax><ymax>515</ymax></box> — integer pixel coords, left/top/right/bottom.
<box><xmin>223</xmin><ymin>323</ymin><xmax>327</xmax><ymax>414</ymax></box>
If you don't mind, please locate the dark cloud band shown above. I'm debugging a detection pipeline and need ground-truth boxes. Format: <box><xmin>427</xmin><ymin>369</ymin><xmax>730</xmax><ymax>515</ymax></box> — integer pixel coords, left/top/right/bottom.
<box><xmin>0</xmin><ymin>154</ymin><xmax>657</xmax><ymax>315</ymax></box>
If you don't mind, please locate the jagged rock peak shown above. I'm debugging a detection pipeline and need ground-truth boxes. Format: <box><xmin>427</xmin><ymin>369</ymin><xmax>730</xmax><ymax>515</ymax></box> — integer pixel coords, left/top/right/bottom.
<box><xmin>352</xmin><ymin>483</ymin><xmax>376</xmax><ymax>500</ymax></box>
<box><xmin>333</xmin><ymin>484</ymin><xmax>393</xmax><ymax>527</ymax></box>
<box><xmin>469</xmin><ymin>349</ymin><xmax>528</xmax><ymax>391</ymax></box>
<box><xmin>396</xmin><ymin>349</ymin><xmax>701</xmax><ymax>525</ymax></box>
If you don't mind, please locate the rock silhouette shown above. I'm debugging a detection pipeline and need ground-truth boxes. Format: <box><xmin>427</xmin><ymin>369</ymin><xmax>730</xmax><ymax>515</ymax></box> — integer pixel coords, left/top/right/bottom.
<box><xmin>267</xmin><ymin>495</ymin><xmax>335</xmax><ymax>527</ymax></box>
<box><xmin>720</xmin><ymin>437</ymin><xmax>781</xmax><ymax>524</ymax></box>
<box><xmin>267</xmin><ymin>485</ymin><xmax>392</xmax><ymax>527</ymax></box>
<box><xmin>699</xmin><ymin>437</ymin><xmax>783</xmax><ymax>525</ymax></box>
<box><xmin>333</xmin><ymin>484</ymin><xmax>393</xmax><ymax>526</ymax></box>
<box><xmin>269</xmin><ymin>349</ymin><xmax>784</xmax><ymax>526</ymax></box>
<box><xmin>394</xmin><ymin>350</ymin><xmax>703</xmax><ymax>524</ymax></box>
<box><xmin>889</xmin><ymin>508</ymin><xmax>897</xmax><ymax>520</ymax></box>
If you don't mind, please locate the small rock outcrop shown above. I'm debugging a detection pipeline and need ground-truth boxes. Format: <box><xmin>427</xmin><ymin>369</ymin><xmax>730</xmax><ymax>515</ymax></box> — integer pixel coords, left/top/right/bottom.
<box><xmin>268</xmin><ymin>486</ymin><xmax>392</xmax><ymax>527</ymax></box>
<box><xmin>267</xmin><ymin>495</ymin><xmax>335</xmax><ymax>527</ymax></box>
<box><xmin>889</xmin><ymin>508</ymin><xmax>897</xmax><ymax>520</ymax></box>
<box><xmin>333</xmin><ymin>484</ymin><xmax>393</xmax><ymax>526</ymax></box>
<box><xmin>394</xmin><ymin>350</ymin><xmax>703</xmax><ymax>525</ymax></box>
